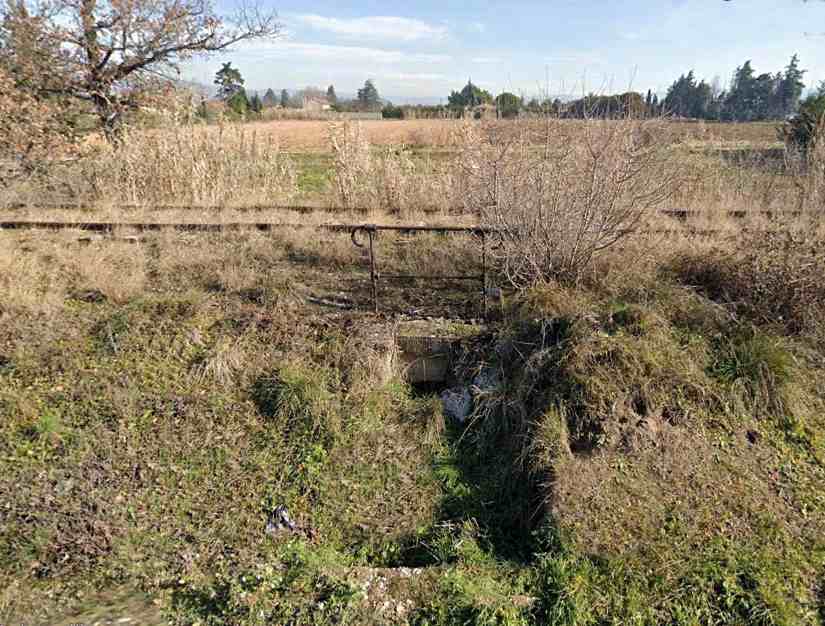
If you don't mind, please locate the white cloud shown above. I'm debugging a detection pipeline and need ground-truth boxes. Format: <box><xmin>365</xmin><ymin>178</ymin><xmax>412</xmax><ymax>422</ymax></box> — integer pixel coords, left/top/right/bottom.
<box><xmin>545</xmin><ymin>52</ymin><xmax>602</xmax><ymax>65</ymax></box>
<box><xmin>291</xmin><ymin>14</ymin><xmax>448</xmax><ymax>42</ymax></box>
<box><xmin>376</xmin><ymin>72</ymin><xmax>454</xmax><ymax>83</ymax></box>
<box><xmin>236</xmin><ymin>41</ymin><xmax>450</xmax><ymax>65</ymax></box>
<box><xmin>471</xmin><ymin>57</ymin><xmax>501</xmax><ymax>64</ymax></box>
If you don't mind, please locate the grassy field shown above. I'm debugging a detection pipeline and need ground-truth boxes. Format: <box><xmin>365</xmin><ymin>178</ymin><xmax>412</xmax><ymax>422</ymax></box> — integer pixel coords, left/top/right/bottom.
<box><xmin>177</xmin><ymin>118</ymin><xmax>783</xmax><ymax>152</ymax></box>
<box><xmin>2</xmin><ymin>118</ymin><xmax>825</xmax><ymax>625</ymax></box>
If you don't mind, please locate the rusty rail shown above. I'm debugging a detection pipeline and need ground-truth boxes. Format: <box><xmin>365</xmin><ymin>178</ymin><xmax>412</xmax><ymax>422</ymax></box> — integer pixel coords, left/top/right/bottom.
<box><xmin>0</xmin><ymin>220</ymin><xmax>496</xmax><ymax>316</ymax></box>
<box><xmin>5</xmin><ymin>202</ymin><xmax>823</xmax><ymax>222</ymax></box>
<box><xmin>0</xmin><ymin>219</ymin><xmax>813</xmax><ymax>316</ymax></box>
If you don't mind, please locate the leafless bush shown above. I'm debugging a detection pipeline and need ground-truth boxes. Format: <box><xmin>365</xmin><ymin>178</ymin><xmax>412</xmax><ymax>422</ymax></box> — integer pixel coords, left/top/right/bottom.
<box><xmin>455</xmin><ymin>117</ymin><xmax>683</xmax><ymax>285</ymax></box>
<box><xmin>82</xmin><ymin>122</ymin><xmax>297</xmax><ymax>206</ymax></box>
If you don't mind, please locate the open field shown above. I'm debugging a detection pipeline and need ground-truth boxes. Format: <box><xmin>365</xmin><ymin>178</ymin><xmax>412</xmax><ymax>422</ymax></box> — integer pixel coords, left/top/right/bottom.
<box><xmin>196</xmin><ymin>118</ymin><xmax>784</xmax><ymax>152</ymax></box>
<box><xmin>3</xmin><ymin>117</ymin><xmax>825</xmax><ymax>624</ymax></box>
<box><xmin>71</xmin><ymin>117</ymin><xmax>786</xmax><ymax>153</ymax></box>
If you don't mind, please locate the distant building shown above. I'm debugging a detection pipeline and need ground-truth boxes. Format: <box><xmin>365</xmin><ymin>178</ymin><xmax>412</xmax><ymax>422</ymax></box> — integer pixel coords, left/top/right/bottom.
<box><xmin>302</xmin><ymin>95</ymin><xmax>332</xmax><ymax>112</ymax></box>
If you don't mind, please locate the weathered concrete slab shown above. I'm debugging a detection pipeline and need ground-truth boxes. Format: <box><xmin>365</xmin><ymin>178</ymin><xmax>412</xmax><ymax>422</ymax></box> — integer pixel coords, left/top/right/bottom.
<box><xmin>396</xmin><ymin>319</ymin><xmax>483</xmax><ymax>384</ymax></box>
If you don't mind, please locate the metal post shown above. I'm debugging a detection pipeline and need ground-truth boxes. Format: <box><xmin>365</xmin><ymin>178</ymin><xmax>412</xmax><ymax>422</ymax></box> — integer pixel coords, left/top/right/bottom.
<box><xmin>368</xmin><ymin>228</ymin><xmax>378</xmax><ymax>313</ymax></box>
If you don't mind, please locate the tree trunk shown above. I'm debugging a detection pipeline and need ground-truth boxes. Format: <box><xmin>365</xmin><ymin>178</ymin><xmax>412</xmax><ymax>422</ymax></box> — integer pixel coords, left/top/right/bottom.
<box><xmin>93</xmin><ymin>94</ymin><xmax>124</xmax><ymax>145</ymax></box>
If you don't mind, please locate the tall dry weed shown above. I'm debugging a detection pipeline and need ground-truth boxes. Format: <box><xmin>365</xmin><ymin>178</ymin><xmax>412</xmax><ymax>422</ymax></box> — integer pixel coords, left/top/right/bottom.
<box><xmin>796</xmin><ymin>119</ymin><xmax>825</xmax><ymax>211</ymax></box>
<box><xmin>328</xmin><ymin>121</ymin><xmax>456</xmax><ymax>214</ymax></box>
<box><xmin>82</xmin><ymin>123</ymin><xmax>298</xmax><ymax>207</ymax></box>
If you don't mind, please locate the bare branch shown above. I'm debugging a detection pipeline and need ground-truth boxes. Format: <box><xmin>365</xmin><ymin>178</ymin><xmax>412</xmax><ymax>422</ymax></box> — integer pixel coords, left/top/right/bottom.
<box><xmin>1</xmin><ymin>0</ymin><xmax>281</xmax><ymax>140</ymax></box>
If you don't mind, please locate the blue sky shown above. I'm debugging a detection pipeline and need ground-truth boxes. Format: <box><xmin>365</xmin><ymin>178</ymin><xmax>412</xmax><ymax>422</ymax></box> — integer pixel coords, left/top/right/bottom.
<box><xmin>183</xmin><ymin>0</ymin><xmax>825</xmax><ymax>102</ymax></box>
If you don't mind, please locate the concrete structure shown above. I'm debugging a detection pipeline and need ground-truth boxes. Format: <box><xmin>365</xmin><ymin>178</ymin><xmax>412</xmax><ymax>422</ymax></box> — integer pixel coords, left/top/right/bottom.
<box><xmin>395</xmin><ymin>320</ymin><xmax>483</xmax><ymax>384</ymax></box>
<box><xmin>302</xmin><ymin>95</ymin><xmax>332</xmax><ymax>112</ymax></box>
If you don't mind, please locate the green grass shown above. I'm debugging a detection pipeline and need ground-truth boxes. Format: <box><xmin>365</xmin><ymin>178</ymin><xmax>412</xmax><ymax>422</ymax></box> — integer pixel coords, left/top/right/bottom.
<box><xmin>2</xmin><ymin>240</ymin><xmax>825</xmax><ymax>625</ymax></box>
<box><xmin>291</xmin><ymin>152</ymin><xmax>333</xmax><ymax>196</ymax></box>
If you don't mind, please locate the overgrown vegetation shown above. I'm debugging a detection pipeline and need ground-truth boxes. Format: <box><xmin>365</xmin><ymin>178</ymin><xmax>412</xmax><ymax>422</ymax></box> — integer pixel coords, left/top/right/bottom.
<box><xmin>3</xmin><ymin>69</ymin><xmax>825</xmax><ymax>622</ymax></box>
<box><xmin>2</xmin><ymin>209</ymin><xmax>825</xmax><ymax>623</ymax></box>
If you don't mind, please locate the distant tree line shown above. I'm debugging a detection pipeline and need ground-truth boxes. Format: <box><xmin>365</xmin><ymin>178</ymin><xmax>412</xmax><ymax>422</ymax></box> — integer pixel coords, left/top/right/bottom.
<box><xmin>660</xmin><ymin>55</ymin><xmax>806</xmax><ymax>121</ymax></box>
<box><xmin>549</xmin><ymin>55</ymin><xmax>807</xmax><ymax>121</ymax></box>
<box><xmin>212</xmin><ymin>55</ymin><xmax>809</xmax><ymax>123</ymax></box>
<box><xmin>435</xmin><ymin>56</ymin><xmax>808</xmax><ymax>122</ymax></box>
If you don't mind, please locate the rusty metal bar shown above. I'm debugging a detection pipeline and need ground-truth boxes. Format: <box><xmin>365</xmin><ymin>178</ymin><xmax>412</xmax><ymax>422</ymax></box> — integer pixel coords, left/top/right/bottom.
<box><xmin>381</xmin><ymin>275</ymin><xmax>485</xmax><ymax>281</ymax></box>
<box><xmin>2</xmin><ymin>219</ymin><xmax>804</xmax><ymax>318</ymax></box>
<box><xmin>352</xmin><ymin>224</ymin><xmax>489</xmax><ymax>234</ymax></box>
<box><xmin>0</xmin><ymin>221</ymin><xmax>494</xmax><ymax>235</ymax></box>
<box><xmin>3</xmin><ymin>202</ymin><xmax>383</xmax><ymax>215</ymax></box>
<box><xmin>1</xmin><ymin>220</ymin><xmax>780</xmax><ymax>238</ymax></box>
<box><xmin>347</xmin><ymin>224</ymin><xmax>493</xmax><ymax>317</ymax></box>
<box><xmin>368</xmin><ymin>228</ymin><xmax>378</xmax><ymax>314</ymax></box>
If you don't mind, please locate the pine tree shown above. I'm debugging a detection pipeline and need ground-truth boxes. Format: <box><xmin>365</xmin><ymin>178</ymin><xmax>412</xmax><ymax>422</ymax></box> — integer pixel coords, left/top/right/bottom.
<box><xmin>447</xmin><ymin>80</ymin><xmax>493</xmax><ymax>109</ymax></box>
<box><xmin>326</xmin><ymin>85</ymin><xmax>337</xmax><ymax>104</ymax></box>
<box><xmin>777</xmin><ymin>54</ymin><xmax>806</xmax><ymax>118</ymax></box>
<box><xmin>249</xmin><ymin>93</ymin><xmax>263</xmax><ymax>114</ymax></box>
<box><xmin>226</xmin><ymin>88</ymin><xmax>249</xmax><ymax>116</ymax></box>
<box><xmin>262</xmin><ymin>88</ymin><xmax>277</xmax><ymax>107</ymax></box>
<box><xmin>357</xmin><ymin>79</ymin><xmax>381</xmax><ymax>111</ymax></box>
<box><xmin>280</xmin><ymin>89</ymin><xmax>289</xmax><ymax>108</ymax></box>
<box><xmin>214</xmin><ymin>62</ymin><xmax>244</xmax><ymax>100</ymax></box>
<box><xmin>725</xmin><ymin>61</ymin><xmax>757</xmax><ymax>121</ymax></box>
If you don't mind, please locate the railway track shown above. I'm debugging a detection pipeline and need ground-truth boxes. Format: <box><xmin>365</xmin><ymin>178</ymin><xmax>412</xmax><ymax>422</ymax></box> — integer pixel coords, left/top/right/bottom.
<box><xmin>2</xmin><ymin>203</ymin><xmax>820</xmax><ymax>222</ymax></box>
<box><xmin>0</xmin><ymin>219</ymin><xmax>792</xmax><ymax>239</ymax></box>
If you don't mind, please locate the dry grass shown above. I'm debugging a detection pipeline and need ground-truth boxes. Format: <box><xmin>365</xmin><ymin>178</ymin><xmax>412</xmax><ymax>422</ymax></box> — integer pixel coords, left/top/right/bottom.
<box><xmin>328</xmin><ymin>121</ymin><xmax>457</xmax><ymax>214</ymax></box>
<box><xmin>191</xmin><ymin>118</ymin><xmax>781</xmax><ymax>153</ymax></box>
<box><xmin>0</xmin><ymin>117</ymin><xmax>806</xmax><ymax>225</ymax></box>
<box><xmin>66</xmin><ymin>117</ymin><xmax>779</xmax><ymax>154</ymax></box>
<box><xmin>82</xmin><ymin>124</ymin><xmax>298</xmax><ymax>207</ymax></box>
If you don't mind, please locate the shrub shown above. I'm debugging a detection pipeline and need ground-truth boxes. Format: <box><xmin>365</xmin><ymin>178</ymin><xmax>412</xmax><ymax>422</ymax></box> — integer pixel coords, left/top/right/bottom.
<box><xmin>781</xmin><ymin>92</ymin><xmax>825</xmax><ymax>211</ymax></box>
<box><xmin>669</xmin><ymin>232</ymin><xmax>825</xmax><ymax>336</ymax></box>
<box><xmin>781</xmin><ymin>91</ymin><xmax>825</xmax><ymax>159</ymax></box>
<box><xmin>382</xmin><ymin>104</ymin><xmax>404</xmax><ymax>119</ymax></box>
<box><xmin>456</xmin><ymin>117</ymin><xmax>683</xmax><ymax>285</ymax></box>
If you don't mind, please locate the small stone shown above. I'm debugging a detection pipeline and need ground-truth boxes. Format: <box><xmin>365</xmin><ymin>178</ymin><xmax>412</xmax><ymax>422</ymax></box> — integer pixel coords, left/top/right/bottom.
<box><xmin>70</xmin><ymin>288</ymin><xmax>107</xmax><ymax>303</ymax></box>
<box><xmin>265</xmin><ymin>505</ymin><xmax>297</xmax><ymax>536</ymax></box>
<box><xmin>441</xmin><ymin>387</ymin><xmax>472</xmax><ymax>423</ymax></box>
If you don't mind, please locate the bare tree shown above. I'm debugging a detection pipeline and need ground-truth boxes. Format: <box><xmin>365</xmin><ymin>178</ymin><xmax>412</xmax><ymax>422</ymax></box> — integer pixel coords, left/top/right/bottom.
<box><xmin>0</xmin><ymin>0</ymin><xmax>280</xmax><ymax>140</ymax></box>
